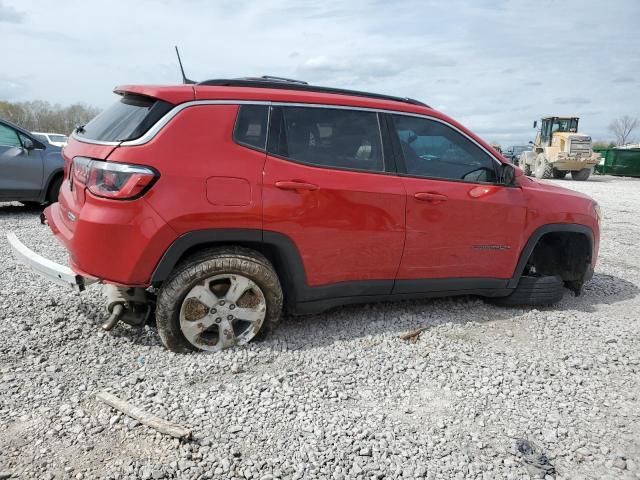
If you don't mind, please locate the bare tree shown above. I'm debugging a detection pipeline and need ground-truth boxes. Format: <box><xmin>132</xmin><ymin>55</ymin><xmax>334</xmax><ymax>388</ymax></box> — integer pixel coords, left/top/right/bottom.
<box><xmin>608</xmin><ymin>115</ymin><xmax>638</xmax><ymax>146</ymax></box>
<box><xmin>0</xmin><ymin>100</ymin><xmax>100</xmax><ymax>134</ymax></box>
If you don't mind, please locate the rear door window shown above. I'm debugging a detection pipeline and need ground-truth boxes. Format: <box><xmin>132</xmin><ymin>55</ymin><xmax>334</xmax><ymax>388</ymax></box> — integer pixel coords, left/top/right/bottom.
<box><xmin>267</xmin><ymin>106</ymin><xmax>384</xmax><ymax>172</ymax></box>
<box><xmin>76</xmin><ymin>94</ymin><xmax>173</xmax><ymax>142</ymax></box>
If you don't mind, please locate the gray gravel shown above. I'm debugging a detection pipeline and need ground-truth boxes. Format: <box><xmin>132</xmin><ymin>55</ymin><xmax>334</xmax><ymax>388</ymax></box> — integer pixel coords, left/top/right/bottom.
<box><xmin>1</xmin><ymin>175</ymin><xmax>639</xmax><ymax>479</ymax></box>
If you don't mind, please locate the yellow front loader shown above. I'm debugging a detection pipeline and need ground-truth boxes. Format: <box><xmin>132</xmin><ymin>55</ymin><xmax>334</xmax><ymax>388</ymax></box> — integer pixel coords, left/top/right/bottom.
<box><xmin>519</xmin><ymin>117</ymin><xmax>600</xmax><ymax>180</ymax></box>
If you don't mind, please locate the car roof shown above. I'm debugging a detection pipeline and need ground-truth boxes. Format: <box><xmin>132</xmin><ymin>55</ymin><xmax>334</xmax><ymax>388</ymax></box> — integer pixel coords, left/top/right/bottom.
<box><xmin>115</xmin><ymin>81</ymin><xmax>435</xmax><ymax>117</ymax></box>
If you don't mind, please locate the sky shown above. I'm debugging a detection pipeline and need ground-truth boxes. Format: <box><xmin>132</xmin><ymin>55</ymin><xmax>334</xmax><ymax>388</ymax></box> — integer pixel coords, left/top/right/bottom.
<box><xmin>0</xmin><ymin>0</ymin><xmax>638</xmax><ymax>145</ymax></box>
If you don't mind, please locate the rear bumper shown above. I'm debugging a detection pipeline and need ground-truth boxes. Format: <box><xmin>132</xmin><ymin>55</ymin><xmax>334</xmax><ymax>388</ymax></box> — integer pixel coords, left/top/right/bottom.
<box><xmin>6</xmin><ymin>232</ymin><xmax>98</xmax><ymax>291</ymax></box>
<box><xmin>46</xmin><ymin>184</ymin><xmax>178</xmax><ymax>287</ymax></box>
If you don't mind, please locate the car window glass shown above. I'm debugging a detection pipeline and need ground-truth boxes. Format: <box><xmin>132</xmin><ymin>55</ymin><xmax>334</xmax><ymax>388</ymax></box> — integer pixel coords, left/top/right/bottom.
<box><xmin>392</xmin><ymin>115</ymin><xmax>497</xmax><ymax>183</ymax></box>
<box><xmin>77</xmin><ymin>94</ymin><xmax>172</xmax><ymax>142</ymax></box>
<box><xmin>0</xmin><ymin>124</ymin><xmax>21</xmax><ymax>148</ymax></box>
<box><xmin>233</xmin><ymin>105</ymin><xmax>269</xmax><ymax>150</ymax></box>
<box><xmin>18</xmin><ymin>133</ymin><xmax>33</xmax><ymax>147</ymax></box>
<box><xmin>268</xmin><ymin>106</ymin><xmax>383</xmax><ymax>172</ymax></box>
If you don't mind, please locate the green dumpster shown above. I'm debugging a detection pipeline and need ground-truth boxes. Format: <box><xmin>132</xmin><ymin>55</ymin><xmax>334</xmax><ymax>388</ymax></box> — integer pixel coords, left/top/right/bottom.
<box><xmin>594</xmin><ymin>148</ymin><xmax>640</xmax><ymax>177</ymax></box>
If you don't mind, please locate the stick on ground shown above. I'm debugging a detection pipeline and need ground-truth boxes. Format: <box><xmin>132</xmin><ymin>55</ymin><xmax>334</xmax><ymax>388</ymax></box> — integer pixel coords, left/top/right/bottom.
<box><xmin>400</xmin><ymin>328</ymin><xmax>426</xmax><ymax>343</ymax></box>
<box><xmin>96</xmin><ymin>391</ymin><xmax>191</xmax><ymax>440</ymax></box>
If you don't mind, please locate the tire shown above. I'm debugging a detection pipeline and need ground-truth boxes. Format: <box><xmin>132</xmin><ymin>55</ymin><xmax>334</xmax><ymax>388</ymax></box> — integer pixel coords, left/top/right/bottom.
<box><xmin>156</xmin><ymin>247</ymin><xmax>283</xmax><ymax>353</ymax></box>
<box><xmin>523</xmin><ymin>163</ymin><xmax>532</xmax><ymax>176</ymax></box>
<box><xmin>47</xmin><ymin>176</ymin><xmax>63</xmax><ymax>204</ymax></box>
<box><xmin>571</xmin><ymin>168</ymin><xmax>592</xmax><ymax>181</ymax></box>
<box><xmin>491</xmin><ymin>275</ymin><xmax>565</xmax><ymax>307</ymax></box>
<box><xmin>552</xmin><ymin>169</ymin><xmax>567</xmax><ymax>179</ymax></box>
<box><xmin>534</xmin><ymin>154</ymin><xmax>553</xmax><ymax>179</ymax></box>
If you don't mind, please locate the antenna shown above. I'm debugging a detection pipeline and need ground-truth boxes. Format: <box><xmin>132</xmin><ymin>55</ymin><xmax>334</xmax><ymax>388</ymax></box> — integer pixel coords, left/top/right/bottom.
<box><xmin>174</xmin><ymin>46</ymin><xmax>195</xmax><ymax>84</ymax></box>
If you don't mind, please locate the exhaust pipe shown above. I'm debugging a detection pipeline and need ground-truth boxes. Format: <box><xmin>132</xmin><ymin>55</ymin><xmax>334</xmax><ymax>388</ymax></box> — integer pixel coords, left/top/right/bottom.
<box><xmin>101</xmin><ymin>285</ymin><xmax>152</xmax><ymax>331</ymax></box>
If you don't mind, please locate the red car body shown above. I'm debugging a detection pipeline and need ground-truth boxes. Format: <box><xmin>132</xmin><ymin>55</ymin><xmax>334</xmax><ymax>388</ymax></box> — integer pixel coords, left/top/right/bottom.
<box><xmin>45</xmin><ymin>83</ymin><xmax>600</xmax><ymax>313</ymax></box>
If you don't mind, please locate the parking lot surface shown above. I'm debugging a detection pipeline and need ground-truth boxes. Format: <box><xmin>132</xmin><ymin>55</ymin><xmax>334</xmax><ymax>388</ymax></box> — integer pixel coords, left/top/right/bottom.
<box><xmin>1</xmin><ymin>176</ymin><xmax>639</xmax><ymax>479</ymax></box>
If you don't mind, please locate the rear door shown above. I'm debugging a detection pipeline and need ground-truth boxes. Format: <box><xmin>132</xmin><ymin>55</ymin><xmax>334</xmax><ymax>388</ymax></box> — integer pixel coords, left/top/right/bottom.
<box><xmin>0</xmin><ymin>122</ymin><xmax>43</xmax><ymax>199</ymax></box>
<box><xmin>387</xmin><ymin>113</ymin><xmax>527</xmax><ymax>290</ymax></box>
<box><xmin>262</xmin><ymin>105</ymin><xmax>405</xmax><ymax>295</ymax></box>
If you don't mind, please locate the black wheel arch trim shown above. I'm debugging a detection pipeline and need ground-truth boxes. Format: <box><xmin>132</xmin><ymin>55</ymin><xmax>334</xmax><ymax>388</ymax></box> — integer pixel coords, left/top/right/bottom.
<box><xmin>507</xmin><ymin>223</ymin><xmax>594</xmax><ymax>289</ymax></box>
<box><xmin>151</xmin><ymin>224</ymin><xmax>594</xmax><ymax>313</ymax></box>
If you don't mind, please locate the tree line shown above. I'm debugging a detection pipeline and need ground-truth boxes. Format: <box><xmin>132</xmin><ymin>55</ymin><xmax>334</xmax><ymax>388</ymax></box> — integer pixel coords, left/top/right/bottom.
<box><xmin>0</xmin><ymin>100</ymin><xmax>101</xmax><ymax>135</ymax></box>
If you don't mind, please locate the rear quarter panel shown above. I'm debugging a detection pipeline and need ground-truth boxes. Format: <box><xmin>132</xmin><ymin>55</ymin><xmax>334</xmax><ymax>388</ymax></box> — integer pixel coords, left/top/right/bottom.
<box><xmin>106</xmin><ymin>104</ymin><xmax>265</xmax><ymax>234</ymax></box>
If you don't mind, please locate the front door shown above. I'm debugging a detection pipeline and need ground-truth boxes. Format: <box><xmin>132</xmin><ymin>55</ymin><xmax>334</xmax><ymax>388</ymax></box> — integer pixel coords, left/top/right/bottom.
<box><xmin>387</xmin><ymin>113</ymin><xmax>527</xmax><ymax>292</ymax></box>
<box><xmin>0</xmin><ymin>123</ymin><xmax>43</xmax><ymax>199</ymax></box>
<box><xmin>262</xmin><ymin>105</ymin><xmax>406</xmax><ymax>297</ymax></box>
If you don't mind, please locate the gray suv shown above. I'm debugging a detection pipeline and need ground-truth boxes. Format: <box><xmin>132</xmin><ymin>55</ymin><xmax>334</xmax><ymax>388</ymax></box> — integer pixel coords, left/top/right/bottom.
<box><xmin>0</xmin><ymin>119</ymin><xmax>64</xmax><ymax>205</ymax></box>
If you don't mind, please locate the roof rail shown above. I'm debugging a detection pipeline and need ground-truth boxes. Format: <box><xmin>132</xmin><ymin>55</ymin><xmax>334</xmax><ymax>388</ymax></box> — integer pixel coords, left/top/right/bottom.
<box><xmin>197</xmin><ymin>77</ymin><xmax>429</xmax><ymax>108</ymax></box>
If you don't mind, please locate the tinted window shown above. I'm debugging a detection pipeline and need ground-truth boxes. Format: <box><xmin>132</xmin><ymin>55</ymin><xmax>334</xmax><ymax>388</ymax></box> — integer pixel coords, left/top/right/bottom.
<box><xmin>392</xmin><ymin>115</ymin><xmax>497</xmax><ymax>183</ymax></box>
<box><xmin>268</xmin><ymin>106</ymin><xmax>383</xmax><ymax>172</ymax></box>
<box><xmin>0</xmin><ymin>124</ymin><xmax>21</xmax><ymax>147</ymax></box>
<box><xmin>77</xmin><ymin>94</ymin><xmax>172</xmax><ymax>142</ymax></box>
<box><xmin>233</xmin><ymin>105</ymin><xmax>268</xmax><ymax>150</ymax></box>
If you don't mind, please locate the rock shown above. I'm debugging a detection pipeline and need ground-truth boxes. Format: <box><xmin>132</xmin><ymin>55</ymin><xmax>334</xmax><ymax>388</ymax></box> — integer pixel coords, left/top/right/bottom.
<box><xmin>612</xmin><ymin>457</ymin><xmax>627</xmax><ymax>470</ymax></box>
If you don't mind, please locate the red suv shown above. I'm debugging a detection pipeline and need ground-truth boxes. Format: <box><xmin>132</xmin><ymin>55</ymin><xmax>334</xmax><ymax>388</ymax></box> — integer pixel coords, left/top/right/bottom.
<box><xmin>8</xmin><ymin>77</ymin><xmax>600</xmax><ymax>353</ymax></box>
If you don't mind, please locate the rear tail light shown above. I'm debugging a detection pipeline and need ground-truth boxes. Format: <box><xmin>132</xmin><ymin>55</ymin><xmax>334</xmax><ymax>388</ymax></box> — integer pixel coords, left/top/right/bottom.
<box><xmin>71</xmin><ymin>157</ymin><xmax>158</xmax><ymax>200</ymax></box>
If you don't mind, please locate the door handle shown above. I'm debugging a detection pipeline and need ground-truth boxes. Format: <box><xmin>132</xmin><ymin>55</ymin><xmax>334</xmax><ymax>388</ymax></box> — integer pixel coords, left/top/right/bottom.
<box><xmin>275</xmin><ymin>181</ymin><xmax>319</xmax><ymax>191</ymax></box>
<box><xmin>414</xmin><ymin>192</ymin><xmax>448</xmax><ymax>202</ymax></box>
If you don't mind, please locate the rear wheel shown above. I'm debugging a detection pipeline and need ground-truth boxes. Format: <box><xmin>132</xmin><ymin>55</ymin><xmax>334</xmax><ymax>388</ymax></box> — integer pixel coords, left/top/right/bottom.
<box><xmin>156</xmin><ymin>247</ymin><xmax>283</xmax><ymax>353</ymax></box>
<box><xmin>534</xmin><ymin>154</ymin><xmax>553</xmax><ymax>179</ymax></box>
<box><xmin>571</xmin><ymin>168</ymin><xmax>592</xmax><ymax>181</ymax></box>
<box><xmin>491</xmin><ymin>275</ymin><xmax>565</xmax><ymax>306</ymax></box>
<box><xmin>522</xmin><ymin>163</ymin><xmax>532</xmax><ymax>176</ymax></box>
<box><xmin>552</xmin><ymin>169</ymin><xmax>567</xmax><ymax>179</ymax></box>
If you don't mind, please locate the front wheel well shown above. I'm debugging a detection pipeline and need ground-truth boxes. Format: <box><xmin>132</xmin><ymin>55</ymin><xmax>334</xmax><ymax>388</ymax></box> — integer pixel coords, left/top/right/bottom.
<box><xmin>524</xmin><ymin>231</ymin><xmax>591</xmax><ymax>291</ymax></box>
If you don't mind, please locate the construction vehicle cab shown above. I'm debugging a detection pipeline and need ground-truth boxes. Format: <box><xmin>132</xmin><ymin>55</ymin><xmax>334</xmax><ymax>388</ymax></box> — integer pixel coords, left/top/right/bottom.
<box><xmin>520</xmin><ymin>116</ymin><xmax>600</xmax><ymax>181</ymax></box>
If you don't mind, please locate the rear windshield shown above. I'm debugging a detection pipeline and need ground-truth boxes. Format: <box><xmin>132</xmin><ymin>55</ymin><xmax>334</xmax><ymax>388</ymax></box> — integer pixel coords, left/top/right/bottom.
<box><xmin>77</xmin><ymin>94</ymin><xmax>173</xmax><ymax>142</ymax></box>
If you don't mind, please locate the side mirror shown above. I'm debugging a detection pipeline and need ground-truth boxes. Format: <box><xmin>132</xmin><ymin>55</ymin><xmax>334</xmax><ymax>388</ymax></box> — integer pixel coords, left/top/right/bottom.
<box><xmin>22</xmin><ymin>138</ymin><xmax>35</xmax><ymax>151</ymax></box>
<box><xmin>528</xmin><ymin>140</ymin><xmax>534</xmax><ymax>145</ymax></box>
<box><xmin>533</xmin><ymin>121</ymin><xmax>537</xmax><ymax>129</ymax></box>
<box><xmin>498</xmin><ymin>163</ymin><xmax>517</xmax><ymax>186</ymax></box>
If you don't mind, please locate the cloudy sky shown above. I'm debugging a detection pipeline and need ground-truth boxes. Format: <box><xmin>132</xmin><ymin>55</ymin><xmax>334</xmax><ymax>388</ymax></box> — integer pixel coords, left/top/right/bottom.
<box><xmin>1</xmin><ymin>0</ymin><xmax>638</xmax><ymax>144</ymax></box>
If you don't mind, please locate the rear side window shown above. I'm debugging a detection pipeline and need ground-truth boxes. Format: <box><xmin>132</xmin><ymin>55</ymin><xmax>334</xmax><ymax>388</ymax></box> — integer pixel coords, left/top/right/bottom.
<box><xmin>233</xmin><ymin>105</ymin><xmax>269</xmax><ymax>150</ymax></box>
<box><xmin>77</xmin><ymin>94</ymin><xmax>173</xmax><ymax>142</ymax></box>
<box><xmin>267</xmin><ymin>106</ymin><xmax>384</xmax><ymax>172</ymax></box>
<box><xmin>392</xmin><ymin>114</ymin><xmax>497</xmax><ymax>183</ymax></box>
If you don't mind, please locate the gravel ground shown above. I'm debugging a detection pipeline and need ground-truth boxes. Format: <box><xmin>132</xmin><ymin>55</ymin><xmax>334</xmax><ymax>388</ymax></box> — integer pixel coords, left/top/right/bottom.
<box><xmin>1</xmin><ymin>175</ymin><xmax>639</xmax><ymax>480</ymax></box>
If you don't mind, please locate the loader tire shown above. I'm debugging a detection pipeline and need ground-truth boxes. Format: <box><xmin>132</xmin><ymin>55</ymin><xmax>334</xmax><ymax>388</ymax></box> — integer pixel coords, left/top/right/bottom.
<box><xmin>571</xmin><ymin>168</ymin><xmax>592</xmax><ymax>181</ymax></box>
<box><xmin>534</xmin><ymin>154</ymin><xmax>554</xmax><ymax>179</ymax></box>
<box><xmin>552</xmin><ymin>169</ymin><xmax>567</xmax><ymax>179</ymax></box>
